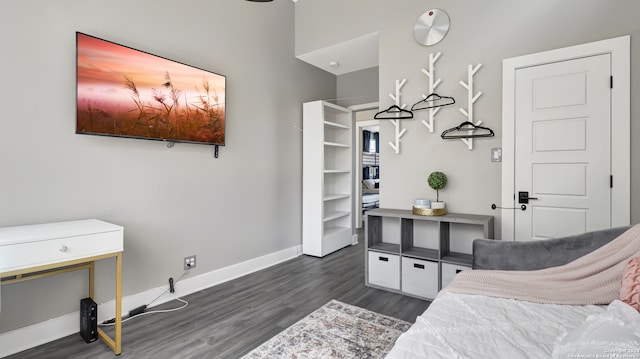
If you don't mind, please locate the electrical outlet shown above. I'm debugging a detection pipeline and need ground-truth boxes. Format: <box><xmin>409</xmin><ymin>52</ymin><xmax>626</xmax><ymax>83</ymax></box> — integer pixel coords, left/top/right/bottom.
<box><xmin>184</xmin><ymin>255</ymin><xmax>196</xmax><ymax>270</ymax></box>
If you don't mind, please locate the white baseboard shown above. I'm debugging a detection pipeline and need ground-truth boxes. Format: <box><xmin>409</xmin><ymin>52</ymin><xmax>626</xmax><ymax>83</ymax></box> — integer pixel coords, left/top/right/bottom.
<box><xmin>0</xmin><ymin>244</ymin><xmax>302</xmax><ymax>358</ymax></box>
<box><xmin>0</xmin><ymin>312</ymin><xmax>78</xmax><ymax>359</ymax></box>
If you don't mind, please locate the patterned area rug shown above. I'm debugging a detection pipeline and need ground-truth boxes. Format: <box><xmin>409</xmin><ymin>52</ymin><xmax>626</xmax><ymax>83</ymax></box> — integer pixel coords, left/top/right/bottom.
<box><xmin>242</xmin><ymin>300</ymin><xmax>411</xmax><ymax>358</ymax></box>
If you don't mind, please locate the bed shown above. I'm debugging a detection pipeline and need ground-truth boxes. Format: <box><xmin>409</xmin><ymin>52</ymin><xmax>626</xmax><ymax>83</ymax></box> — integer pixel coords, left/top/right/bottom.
<box><xmin>362</xmin><ymin>179</ymin><xmax>379</xmax><ymax>212</ymax></box>
<box><xmin>386</xmin><ymin>225</ymin><xmax>640</xmax><ymax>359</ymax></box>
<box><xmin>362</xmin><ymin>190</ymin><xmax>379</xmax><ymax>208</ymax></box>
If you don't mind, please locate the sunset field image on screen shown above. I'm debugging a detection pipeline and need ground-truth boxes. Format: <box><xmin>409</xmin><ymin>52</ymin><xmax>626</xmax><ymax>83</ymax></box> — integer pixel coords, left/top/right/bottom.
<box><xmin>76</xmin><ymin>32</ymin><xmax>226</xmax><ymax>145</ymax></box>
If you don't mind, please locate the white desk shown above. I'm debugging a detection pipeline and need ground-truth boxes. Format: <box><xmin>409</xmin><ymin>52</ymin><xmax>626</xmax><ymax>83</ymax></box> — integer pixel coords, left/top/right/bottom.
<box><xmin>0</xmin><ymin>219</ymin><xmax>124</xmax><ymax>355</ymax></box>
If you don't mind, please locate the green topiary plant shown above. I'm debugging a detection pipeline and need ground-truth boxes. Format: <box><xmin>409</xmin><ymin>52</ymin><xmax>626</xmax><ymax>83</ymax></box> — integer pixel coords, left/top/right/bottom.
<box><xmin>427</xmin><ymin>171</ymin><xmax>448</xmax><ymax>202</ymax></box>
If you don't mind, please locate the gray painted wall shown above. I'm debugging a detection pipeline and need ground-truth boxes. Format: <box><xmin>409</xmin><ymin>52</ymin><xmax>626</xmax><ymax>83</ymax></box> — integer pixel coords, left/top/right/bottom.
<box><xmin>336</xmin><ymin>67</ymin><xmax>379</xmax><ymax>108</ymax></box>
<box><xmin>297</xmin><ymin>0</ymin><xmax>640</xmax><ymax>238</ymax></box>
<box><xmin>0</xmin><ymin>0</ymin><xmax>335</xmax><ymax>333</ymax></box>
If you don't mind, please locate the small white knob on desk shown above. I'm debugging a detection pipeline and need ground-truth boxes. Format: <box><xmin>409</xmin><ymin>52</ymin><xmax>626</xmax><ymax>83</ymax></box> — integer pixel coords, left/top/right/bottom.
<box><xmin>59</xmin><ymin>245</ymin><xmax>68</xmax><ymax>252</ymax></box>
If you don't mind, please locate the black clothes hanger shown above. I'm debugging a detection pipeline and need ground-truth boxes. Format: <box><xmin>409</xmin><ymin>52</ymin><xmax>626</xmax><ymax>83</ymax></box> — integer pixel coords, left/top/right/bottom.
<box><xmin>411</xmin><ymin>93</ymin><xmax>455</xmax><ymax>111</ymax></box>
<box><xmin>441</xmin><ymin>121</ymin><xmax>495</xmax><ymax>139</ymax></box>
<box><xmin>374</xmin><ymin>105</ymin><xmax>414</xmax><ymax>120</ymax></box>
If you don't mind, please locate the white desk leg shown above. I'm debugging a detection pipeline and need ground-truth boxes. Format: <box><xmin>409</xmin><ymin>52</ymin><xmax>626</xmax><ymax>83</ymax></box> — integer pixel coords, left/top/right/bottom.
<box><xmin>97</xmin><ymin>252</ymin><xmax>123</xmax><ymax>355</ymax></box>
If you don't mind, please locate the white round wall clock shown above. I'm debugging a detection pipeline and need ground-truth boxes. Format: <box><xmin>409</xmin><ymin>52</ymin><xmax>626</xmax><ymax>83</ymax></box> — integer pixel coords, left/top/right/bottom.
<box><xmin>414</xmin><ymin>9</ymin><xmax>450</xmax><ymax>46</ymax></box>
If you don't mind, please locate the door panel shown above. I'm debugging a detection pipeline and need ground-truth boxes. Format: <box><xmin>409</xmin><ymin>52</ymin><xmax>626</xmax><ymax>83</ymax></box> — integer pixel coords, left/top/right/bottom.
<box><xmin>533</xmin><ymin>163</ymin><xmax>586</xmax><ymax>196</ymax></box>
<box><xmin>533</xmin><ymin>118</ymin><xmax>586</xmax><ymax>152</ymax></box>
<box><xmin>533</xmin><ymin>207</ymin><xmax>586</xmax><ymax>238</ymax></box>
<box><xmin>514</xmin><ymin>54</ymin><xmax>611</xmax><ymax>241</ymax></box>
<box><xmin>533</xmin><ymin>73</ymin><xmax>587</xmax><ymax>109</ymax></box>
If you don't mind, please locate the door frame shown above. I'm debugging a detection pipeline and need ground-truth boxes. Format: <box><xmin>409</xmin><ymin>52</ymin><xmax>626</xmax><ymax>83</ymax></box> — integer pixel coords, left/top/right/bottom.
<box><xmin>501</xmin><ymin>36</ymin><xmax>630</xmax><ymax>241</ymax></box>
<box><xmin>349</xmin><ymin>102</ymin><xmax>379</xmax><ymax>233</ymax></box>
<box><xmin>354</xmin><ymin>119</ymin><xmax>380</xmax><ymax>228</ymax></box>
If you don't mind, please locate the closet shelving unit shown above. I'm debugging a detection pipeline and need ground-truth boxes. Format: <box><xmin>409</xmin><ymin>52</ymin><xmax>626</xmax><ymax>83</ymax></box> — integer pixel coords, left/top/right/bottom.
<box><xmin>303</xmin><ymin>101</ymin><xmax>353</xmax><ymax>257</ymax></box>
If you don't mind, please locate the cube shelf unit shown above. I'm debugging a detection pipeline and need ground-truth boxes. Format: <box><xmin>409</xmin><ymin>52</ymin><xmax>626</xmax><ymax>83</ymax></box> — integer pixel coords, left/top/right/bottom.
<box><xmin>365</xmin><ymin>208</ymin><xmax>494</xmax><ymax>300</ymax></box>
<box><xmin>303</xmin><ymin>101</ymin><xmax>353</xmax><ymax>257</ymax></box>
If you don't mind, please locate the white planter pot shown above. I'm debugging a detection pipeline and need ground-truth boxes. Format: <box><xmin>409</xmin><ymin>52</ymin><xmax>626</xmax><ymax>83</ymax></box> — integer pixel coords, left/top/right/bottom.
<box><xmin>431</xmin><ymin>201</ymin><xmax>446</xmax><ymax>209</ymax></box>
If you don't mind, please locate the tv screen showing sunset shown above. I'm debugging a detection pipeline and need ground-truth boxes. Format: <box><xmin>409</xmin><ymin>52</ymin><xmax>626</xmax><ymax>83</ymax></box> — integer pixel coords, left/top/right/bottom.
<box><xmin>76</xmin><ymin>32</ymin><xmax>226</xmax><ymax>145</ymax></box>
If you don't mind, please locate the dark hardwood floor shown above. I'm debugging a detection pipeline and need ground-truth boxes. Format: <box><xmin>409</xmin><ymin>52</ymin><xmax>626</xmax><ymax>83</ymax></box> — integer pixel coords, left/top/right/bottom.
<box><xmin>6</xmin><ymin>236</ymin><xmax>430</xmax><ymax>359</ymax></box>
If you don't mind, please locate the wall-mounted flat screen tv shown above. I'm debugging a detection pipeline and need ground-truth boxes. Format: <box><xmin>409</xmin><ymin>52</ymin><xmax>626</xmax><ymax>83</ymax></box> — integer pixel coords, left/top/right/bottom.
<box><xmin>76</xmin><ymin>32</ymin><xmax>225</xmax><ymax>146</ymax></box>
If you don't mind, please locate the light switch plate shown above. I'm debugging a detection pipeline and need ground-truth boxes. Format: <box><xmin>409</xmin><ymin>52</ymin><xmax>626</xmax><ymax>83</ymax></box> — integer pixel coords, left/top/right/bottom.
<box><xmin>491</xmin><ymin>148</ymin><xmax>502</xmax><ymax>162</ymax></box>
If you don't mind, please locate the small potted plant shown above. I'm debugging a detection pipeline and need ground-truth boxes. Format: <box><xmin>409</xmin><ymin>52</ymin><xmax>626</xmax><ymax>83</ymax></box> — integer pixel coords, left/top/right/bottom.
<box><xmin>427</xmin><ymin>171</ymin><xmax>447</xmax><ymax>209</ymax></box>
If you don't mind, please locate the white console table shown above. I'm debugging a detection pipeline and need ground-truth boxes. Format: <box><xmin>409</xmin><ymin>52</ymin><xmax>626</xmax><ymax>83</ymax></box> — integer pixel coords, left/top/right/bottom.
<box><xmin>0</xmin><ymin>219</ymin><xmax>124</xmax><ymax>355</ymax></box>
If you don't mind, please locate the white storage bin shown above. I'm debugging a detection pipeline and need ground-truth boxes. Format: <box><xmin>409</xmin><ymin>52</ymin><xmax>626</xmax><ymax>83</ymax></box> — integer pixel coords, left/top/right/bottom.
<box><xmin>368</xmin><ymin>251</ymin><xmax>400</xmax><ymax>290</ymax></box>
<box><xmin>441</xmin><ymin>262</ymin><xmax>471</xmax><ymax>289</ymax></box>
<box><xmin>402</xmin><ymin>257</ymin><xmax>438</xmax><ymax>299</ymax></box>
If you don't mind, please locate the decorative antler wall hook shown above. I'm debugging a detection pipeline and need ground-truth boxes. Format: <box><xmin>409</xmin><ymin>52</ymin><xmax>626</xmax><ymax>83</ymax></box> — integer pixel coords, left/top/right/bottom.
<box><xmin>387</xmin><ymin>78</ymin><xmax>408</xmax><ymax>154</ymax></box>
<box><xmin>458</xmin><ymin>63</ymin><xmax>483</xmax><ymax>150</ymax></box>
<box><xmin>421</xmin><ymin>52</ymin><xmax>442</xmax><ymax>133</ymax></box>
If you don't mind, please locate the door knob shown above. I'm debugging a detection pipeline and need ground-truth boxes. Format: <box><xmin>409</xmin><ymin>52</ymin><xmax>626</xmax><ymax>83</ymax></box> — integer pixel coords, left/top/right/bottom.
<box><xmin>518</xmin><ymin>191</ymin><xmax>538</xmax><ymax>204</ymax></box>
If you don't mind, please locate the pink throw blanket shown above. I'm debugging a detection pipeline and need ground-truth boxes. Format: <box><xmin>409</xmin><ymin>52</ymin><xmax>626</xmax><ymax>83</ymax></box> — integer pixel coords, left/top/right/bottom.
<box><xmin>441</xmin><ymin>224</ymin><xmax>640</xmax><ymax>305</ymax></box>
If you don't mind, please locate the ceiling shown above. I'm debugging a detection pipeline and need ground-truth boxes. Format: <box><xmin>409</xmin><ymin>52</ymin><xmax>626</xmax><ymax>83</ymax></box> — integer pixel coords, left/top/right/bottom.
<box><xmin>295</xmin><ymin>32</ymin><xmax>379</xmax><ymax>76</ymax></box>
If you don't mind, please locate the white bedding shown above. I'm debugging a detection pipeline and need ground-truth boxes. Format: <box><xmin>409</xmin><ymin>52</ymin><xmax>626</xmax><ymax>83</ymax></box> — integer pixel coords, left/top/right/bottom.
<box><xmin>385</xmin><ymin>292</ymin><xmax>605</xmax><ymax>359</ymax></box>
<box><xmin>362</xmin><ymin>192</ymin><xmax>379</xmax><ymax>204</ymax></box>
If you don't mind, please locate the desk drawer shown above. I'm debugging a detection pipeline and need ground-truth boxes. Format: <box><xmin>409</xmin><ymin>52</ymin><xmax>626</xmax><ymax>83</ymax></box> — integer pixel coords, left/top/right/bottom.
<box><xmin>0</xmin><ymin>231</ymin><xmax>122</xmax><ymax>273</ymax></box>
<box><xmin>368</xmin><ymin>251</ymin><xmax>400</xmax><ymax>290</ymax></box>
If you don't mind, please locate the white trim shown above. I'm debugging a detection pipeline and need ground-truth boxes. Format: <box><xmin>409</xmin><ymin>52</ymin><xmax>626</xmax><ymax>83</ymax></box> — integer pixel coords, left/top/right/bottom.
<box><xmin>0</xmin><ymin>244</ymin><xmax>302</xmax><ymax>358</ymax></box>
<box><xmin>350</xmin><ymin>102</ymin><xmax>379</xmax><ymax>230</ymax></box>
<box><xmin>349</xmin><ymin>102</ymin><xmax>379</xmax><ymax>112</ymax></box>
<box><xmin>501</xmin><ymin>35</ymin><xmax>630</xmax><ymax>240</ymax></box>
<box><xmin>355</xmin><ymin>119</ymin><xmax>381</xmax><ymax>228</ymax></box>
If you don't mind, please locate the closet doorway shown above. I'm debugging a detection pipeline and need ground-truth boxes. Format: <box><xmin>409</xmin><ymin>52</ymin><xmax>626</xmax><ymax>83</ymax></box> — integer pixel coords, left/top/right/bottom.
<box><xmin>353</xmin><ymin>106</ymin><xmax>380</xmax><ymax>229</ymax></box>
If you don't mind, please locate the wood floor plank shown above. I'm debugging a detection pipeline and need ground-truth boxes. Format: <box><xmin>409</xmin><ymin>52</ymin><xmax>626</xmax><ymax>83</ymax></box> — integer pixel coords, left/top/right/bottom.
<box><xmin>5</xmin><ymin>238</ymin><xmax>430</xmax><ymax>359</ymax></box>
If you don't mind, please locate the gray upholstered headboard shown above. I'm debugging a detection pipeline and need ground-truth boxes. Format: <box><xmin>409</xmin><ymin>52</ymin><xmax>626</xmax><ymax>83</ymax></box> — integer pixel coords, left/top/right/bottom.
<box><xmin>472</xmin><ymin>226</ymin><xmax>632</xmax><ymax>271</ymax></box>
